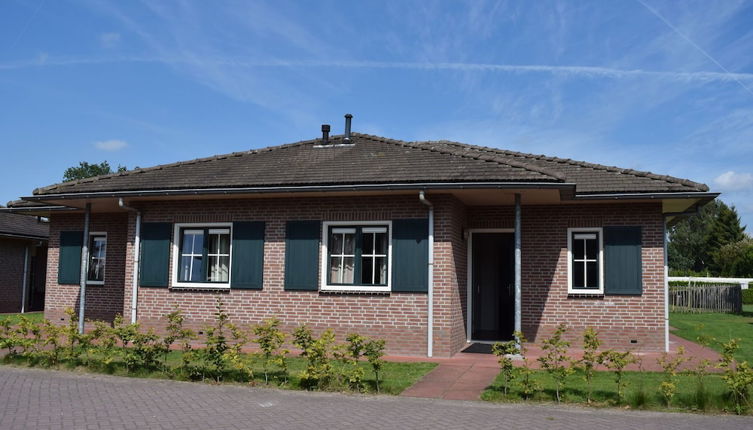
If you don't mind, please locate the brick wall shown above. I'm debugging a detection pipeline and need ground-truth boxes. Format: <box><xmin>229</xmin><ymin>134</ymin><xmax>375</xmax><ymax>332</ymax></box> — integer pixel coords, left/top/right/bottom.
<box><xmin>44</xmin><ymin>196</ymin><xmax>667</xmax><ymax>356</ymax></box>
<box><xmin>45</xmin><ymin>214</ymin><xmax>128</xmax><ymax>323</ymax></box>
<box><xmin>0</xmin><ymin>238</ymin><xmax>26</xmax><ymax>313</ymax></box>
<box><xmin>468</xmin><ymin>202</ymin><xmax>665</xmax><ymax>351</ymax></box>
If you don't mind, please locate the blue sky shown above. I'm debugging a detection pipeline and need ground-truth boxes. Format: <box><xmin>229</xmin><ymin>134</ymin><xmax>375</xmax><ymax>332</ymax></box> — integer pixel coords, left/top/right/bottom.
<box><xmin>2</xmin><ymin>0</ymin><xmax>753</xmax><ymax>228</ymax></box>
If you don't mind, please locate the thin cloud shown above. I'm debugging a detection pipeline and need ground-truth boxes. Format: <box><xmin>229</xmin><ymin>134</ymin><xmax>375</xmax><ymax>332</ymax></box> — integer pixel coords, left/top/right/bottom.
<box><xmin>714</xmin><ymin>171</ymin><xmax>753</xmax><ymax>192</ymax></box>
<box><xmin>94</xmin><ymin>139</ymin><xmax>128</xmax><ymax>151</ymax></box>
<box><xmin>2</xmin><ymin>55</ymin><xmax>753</xmax><ymax>84</ymax></box>
<box><xmin>100</xmin><ymin>32</ymin><xmax>121</xmax><ymax>48</ymax></box>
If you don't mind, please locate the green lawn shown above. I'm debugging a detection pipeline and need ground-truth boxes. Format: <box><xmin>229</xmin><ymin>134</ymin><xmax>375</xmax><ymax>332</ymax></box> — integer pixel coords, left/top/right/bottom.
<box><xmin>670</xmin><ymin>305</ymin><xmax>753</xmax><ymax>362</ymax></box>
<box><xmin>3</xmin><ymin>348</ymin><xmax>436</xmax><ymax>396</ymax></box>
<box><xmin>0</xmin><ymin>312</ymin><xmax>44</xmax><ymax>325</ymax></box>
<box><xmin>482</xmin><ymin>369</ymin><xmax>737</xmax><ymax>413</ymax></box>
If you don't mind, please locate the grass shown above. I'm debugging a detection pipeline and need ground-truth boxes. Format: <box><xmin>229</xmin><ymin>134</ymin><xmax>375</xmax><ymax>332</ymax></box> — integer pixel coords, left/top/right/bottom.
<box><xmin>0</xmin><ymin>312</ymin><xmax>44</xmax><ymax>325</ymax></box>
<box><xmin>482</xmin><ymin>368</ymin><xmax>741</xmax><ymax>414</ymax></box>
<box><xmin>2</xmin><ymin>348</ymin><xmax>436</xmax><ymax>396</ymax></box>
<box><xmin>670</xmin><ymin>305</ymin><xmax>753</xmax><ymax>362</ymax></box>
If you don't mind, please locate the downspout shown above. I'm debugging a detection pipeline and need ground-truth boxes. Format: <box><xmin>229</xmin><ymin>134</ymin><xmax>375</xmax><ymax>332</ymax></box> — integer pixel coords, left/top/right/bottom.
<box><xmin>119</xmin><ymin>198</ymin><xmax>141</xmax><ymax>324</ymax></box>
<box><xmin>419</xmin><ymin>191</ymin><xmax>434</xmax><ymax>358</ymax></box>
<box><xmin>514</xmin><ymin>194</ymin><xmax>522</xmax><ymax>337</ymax></box>
<box><xmin>20</xmin><ymin>245</ymin><xmax>30</xmax><ymax>313</ymax></box>
<box><xmin>663</xmin><ymin>216</ymin><xmax>670</xmax><ymax>352</ymax></box>
<box><xmin>78</xmin><ymin>203</ymin><xmax>91</xmax><ymax>334</ymax></box>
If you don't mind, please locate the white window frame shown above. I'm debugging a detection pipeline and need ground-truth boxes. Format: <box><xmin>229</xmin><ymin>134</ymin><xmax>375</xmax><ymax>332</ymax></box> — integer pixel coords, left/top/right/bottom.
<box><xmin>321</xmin><ymin>221</ymin><xmax>392</xmax><ymax>292</ymax></box>
<box><xmin>86</xmin><ymin>232</ymin><xmax>107</xmax><ymax>285</ymax></box>
<box><xmin>171</xmin><ymin>222</ymin><xmax>233</xmax><ymax>289</ymax></box>
<box><xmin>567</xmin><ymin>227</ymin><xmax>604</xmax><ymax>295</ymax></box>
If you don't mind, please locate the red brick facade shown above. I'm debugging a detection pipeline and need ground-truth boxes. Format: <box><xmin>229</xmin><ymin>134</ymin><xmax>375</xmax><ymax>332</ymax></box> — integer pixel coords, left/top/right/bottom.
<box><xmin>44</xmin><ymin>194</ymin><xmax>666</xmax><ymax>356</ymax></box>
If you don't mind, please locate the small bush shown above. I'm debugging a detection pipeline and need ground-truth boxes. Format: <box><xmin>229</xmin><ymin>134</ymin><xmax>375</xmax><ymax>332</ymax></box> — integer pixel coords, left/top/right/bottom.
<box><xmin>743</xmin><ymin>289</ymin><xmax>753</xmax><ymax>305</ymax></box>
<box><xmin>363</xmin><ymin>338</ymin><xmax>386</xmax><ymax>393</ymax></box>
<box><xmin>537</xmin><ymin>324</ymin><xmax>574</xmax><ymax>403</ymax></box>
<box><xmin>657</xmin><ymin>346</ymin><xmax>688</xmax><ymax>407</ymax></box>
<box><xmin>253</xmin><ymin>318</ymin><xmax>288</xmax><ymax>384</ymax></box>
<box><xmin>598</xmin><ymin>349</ymin><xmax>637</xmax><ymax>404</ymax></box>
<box><xmin>491</xmin><ymin>339</ymin><xmax>519</xmax><ymax>397</ymax></box>
<box><xmin>293</xmin><ymin>325</ymin><xmax>336</xmax><ymax>390</ymax></box>
<box><xmin>577</xmin><ymin>327</ymin><xmax>600</xmax><ymax>404</ymax></box>
<box><xmin>514</xmin><ymin>331</ymin><xmax>540</xmax><ymax>400</ymax></box>
<box><xmin>717</xmin><ymin>338</ymin><xmax>753</xmax><ymax>414</ymax></box>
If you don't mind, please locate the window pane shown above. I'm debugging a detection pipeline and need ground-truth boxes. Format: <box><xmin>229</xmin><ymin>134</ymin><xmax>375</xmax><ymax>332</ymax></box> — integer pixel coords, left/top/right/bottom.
<box><xmin>573</xmin><ymin>236</ymin><xmax>585</xmax><ymax>259</ymax></box>
<box><xmin>573</xmin><ymin>261</ymin><xmax>585</xmax><ymax>288</ymax></box>
<box><xmin>208</xmin><ymin>256</ymin><xmax>230</xmax><ymax>282</ymax></box>
<box><xmin>585</xmin><ymin>237</ymin><xmax>598</xmax><ymax>259</ymax></box>
<box><xmin>91</xmin><ymin>237</ymin><xmax>106</xmax><ymax>259</ymax></box>
<box><xmin>375</xmin><ymin>256</ymin><xmax>387</xmax><ymax>284</ymax></box>
<box><xmin>329</xmin><ymin>257</ymin><xmax>342</xmax><ymax>283</ymax></box>
<box><xmin>375</xmin><ymin>232</ymin><xmax>387</xmax><ymax>255</ymax></box>
<box><xmin>88</xmin><ymin>259</ymin><xmax>104</xmax><ymax>282</ymax></box>
<box><xmin>361</xmin><ymin>257</ymin><xmax>373</xmax><ymax>284</ymax></box>
<box><xmin>343</xmin><ymin>234</ymin><xmax>355</xmax><ymax>255</ymax></box>
<box><xmin>182</xmin><ymin>231</ymin><xmax>203</xmax><ymax>254</ymax></box>
<box><xmin>330</xmin><ymin>232</ymin><xmax>343</xmax><ymax>255</ymax></box>
<box><xmin>363</xmin><ymin>232</ymin><xmax>374</xmax><ymax>255</ymax></box>
<box><xmin>343</xmin><ymin>257</ymin><xmax>354</xmax><ymax>283</ymax></box>
<box><xmin>209</xmin><ymin>233</ymin><xmax>230</xmax><ymax>255</ymax></box>
<box><xmin>586</xmin><ymin>262</ymin><xmax>599</xmax><ymax>289</ymax></box>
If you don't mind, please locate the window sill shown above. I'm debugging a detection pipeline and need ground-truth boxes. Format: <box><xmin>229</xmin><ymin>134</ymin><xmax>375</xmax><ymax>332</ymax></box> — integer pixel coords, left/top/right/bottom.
<box><xmin>567</xmin><ymin>290</ymin><xmax>604</xmax><ymax>298</ymax></box>
<box><xmin>170</xmin><ymin>283</ymin><xmax>230</xmax><ymax>291</ymax></box>
<box><xmin>86</xmin><ymin>281</ymin><xmax>104</xmax><ymax>286</ymax></box>
<box><xmin>320</xmin><ymin>285</ymin><xmax>390</xmax><ymax>293</ymax></box>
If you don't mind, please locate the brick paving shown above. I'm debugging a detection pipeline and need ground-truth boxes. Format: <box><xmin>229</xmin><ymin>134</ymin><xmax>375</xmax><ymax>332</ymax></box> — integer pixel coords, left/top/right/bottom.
<box><xmin>1</xmin><ymin>366</ymin><xmax>751</xmax><ymax>430</ymax></box>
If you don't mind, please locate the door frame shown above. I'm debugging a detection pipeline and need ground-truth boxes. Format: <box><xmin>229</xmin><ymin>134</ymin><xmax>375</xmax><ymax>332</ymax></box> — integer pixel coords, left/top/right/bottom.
<box><xmin>466</xmin><ymin>228</ymin><xmax>515</xmax><ymax>344</ymax></box>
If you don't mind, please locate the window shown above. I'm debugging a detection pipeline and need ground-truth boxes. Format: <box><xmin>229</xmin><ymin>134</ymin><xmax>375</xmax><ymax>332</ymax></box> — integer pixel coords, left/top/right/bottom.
<box><xmin>567</xmin><ymin>228</ymin><xmax>603</xmax><ymax>294</ymax></box>
<box><xmin>87</xmin><ymin>233</ymin><xmax>106</xmax><ymax>284</ymax></box>
<box><xmin>172</xmin><ymin>223</ymin><xmax>232</xmax><ymax>288</ymax></box>
<box><xmin>322</xmin><ymin>222</ymin><xmax>391</xmax><ymax>292</ymax></box>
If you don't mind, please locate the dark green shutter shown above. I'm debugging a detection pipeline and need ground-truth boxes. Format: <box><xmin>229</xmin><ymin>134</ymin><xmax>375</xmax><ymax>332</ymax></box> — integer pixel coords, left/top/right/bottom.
<box><xmin>392</xmin><ymin>218</ymin><xmax>429</xmax><ymax>293</ymax></box>
<box><xmin>604</xmin><ymin>226</ymin><xmax>643</xmax><ymax>295</ymax></box>
<box><xmin>139</xmin><ymin>222</ymin><xmax>172</xmax><ymax>287</ymax></box>
<box><xmin>284</xmin><ymin>220</ymin><xmax>321</xmax><ymax>291</ymax></box>
<box><xmin>231</xmin><ymin>221</ymin><xmax>265</xmax><ymax>289</ymax></box>
<box><xmin>58</xmin><ymin>231</ymin><xmax>83</xmax><ymax>284</ymax></box>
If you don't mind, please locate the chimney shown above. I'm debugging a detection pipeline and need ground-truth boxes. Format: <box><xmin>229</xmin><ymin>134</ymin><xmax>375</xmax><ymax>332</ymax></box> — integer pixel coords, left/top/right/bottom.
<box><xmin>344</xmin><ymin>114</ymin><xmax>353</xmax><ymax>142</ymax></box>
<box><xmin>321</xmin><ymin>124</ymin><xmax>330</xmax><ymax>144</ymax></box>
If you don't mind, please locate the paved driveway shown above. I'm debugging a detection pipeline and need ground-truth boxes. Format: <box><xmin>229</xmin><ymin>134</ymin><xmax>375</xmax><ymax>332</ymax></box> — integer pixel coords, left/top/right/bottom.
<box><xmin>1</xmin><ymin>366</ymin><xmax>751</xmax><ymax>430</ymax></box>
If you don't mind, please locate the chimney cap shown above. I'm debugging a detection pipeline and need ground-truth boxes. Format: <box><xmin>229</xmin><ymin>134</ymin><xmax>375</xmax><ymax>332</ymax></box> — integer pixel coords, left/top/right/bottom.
<box><xmin>321</xmin><ymin>124</ymin><xmax>331</xmax><ymax>132</ymax></box>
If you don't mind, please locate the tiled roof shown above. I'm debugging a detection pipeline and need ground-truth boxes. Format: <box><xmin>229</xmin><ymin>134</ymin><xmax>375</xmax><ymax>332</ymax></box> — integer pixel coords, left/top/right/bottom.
<box><xmin>30</xmin><ymin>133</ymin><xmax>708</xmax><ymax>197</ymax></box>
<box><xmin>0</xmin><ymin>212</ymin><xmax>49</xmax><ymax>239</ymax></box>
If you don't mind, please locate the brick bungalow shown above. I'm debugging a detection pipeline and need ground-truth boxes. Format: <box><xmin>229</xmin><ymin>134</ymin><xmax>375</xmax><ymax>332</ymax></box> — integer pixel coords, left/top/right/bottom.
<box><xmin>0</xmin><ymin>212</ymin><xmax>48</xmax><ymax>313</ymax></box>
<box><xmin>3</xmin><ymin>118</ymin><xmax>717</xmax><ymax>357</ymax></box>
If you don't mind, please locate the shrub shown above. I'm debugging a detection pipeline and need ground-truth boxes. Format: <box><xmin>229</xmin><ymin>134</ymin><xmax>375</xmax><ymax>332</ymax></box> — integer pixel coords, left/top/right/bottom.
<box><xmin>127</xmin><ymin>327</ymin><xmax>167</xmax><ymax>372</ymax></box>
<box><xmin>598</xmin><ymin>349</ymin><xmax>637</xmax><ymax>404</ymax></box>
<box><xmin>40</xmin><ymin>319</ymin><xmax>63</xmax><ymax>366</ymax></box>
<box><xmin>577</xmin><ymin>327</ymin><xmax>600</xmax><ymax>404</ymax></box>
<box><xmin>223</xmin><ymin>323</ymin><xmax>253</xmax><ymax>383</ymax></box>
<box><xmin>491</xmin><ymin>339</ymin><xmax>519</xmax><ymax>396</ymax></box>
<box><xmin>657</xmin><ymin>346</ymin><xmax>687</xmax><ymax>407</ymax></box>
<box><xmin>743</xmin><ymin>289</ymin><xmax>753</xmax><ymax>305</ymax></box>
<box><xmin>537</xmin><ymin>324</ymin><xmax>574</xmax><ymax>403</ymax></box>
<box><xmin>717</xmin><ymin>338</ymin><xmax>753</xmax><ymax>414</ymax></box>
<box><xmin>334</xmin><ymin>334</ymin><xmax>366</xmax><ymax>391</ymax></box>
<box><xmin>88</xmin><ymin>320</ymin><xmax>118</xmax><ymax>369</ymax></box>
<box><xmin>514</xmin><ymin>331</ymin><xmax>540</xmax><ymax>400</ymax></box>
<box><xmin>293</xmin><ymin>325</ymin><xmax>335</xmax><ymax>390</ymax></box>
<box><xmin>253</xmin><ymin>318</ymin><xmax>288</xmax><ymax>384</ymax></box>
<box><xmin>197</xmin><ymin>299</ymin><xmax>231</xmax><ymax>382</ymax></box>
<box><xmin>363</xmin><ymin>338</ymin><xmax>386</xmax><ymax>393</ymax></box>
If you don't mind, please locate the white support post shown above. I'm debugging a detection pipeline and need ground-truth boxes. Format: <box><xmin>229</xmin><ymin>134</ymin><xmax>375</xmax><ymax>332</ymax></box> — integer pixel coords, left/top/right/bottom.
<box><xmin>663</xmin><ymin>219</ymin><xmax>670</xmax><ymax>352</ymax></box>
<box><xmin>514</xmin><ymin>193</ymin><xmax>522</xmax><ymax>337</ymax></box>
<box><xmin>78</xmin><ymin>203</ymin><xmax>91</xmax><ymax>334</ymax></box>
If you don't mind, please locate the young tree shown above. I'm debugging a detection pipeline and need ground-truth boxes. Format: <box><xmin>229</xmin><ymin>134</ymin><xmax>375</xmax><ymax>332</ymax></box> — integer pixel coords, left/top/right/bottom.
<box><xmin>63</xmin><ymin>161</ymin><xmax>127</xmax><ymax>182</ymax></box>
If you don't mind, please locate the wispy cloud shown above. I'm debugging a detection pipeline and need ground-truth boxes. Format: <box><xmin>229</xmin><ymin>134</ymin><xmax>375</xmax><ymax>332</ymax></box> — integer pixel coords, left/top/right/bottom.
<box><xmin>3</xmin><ymin>55</ymin><xmax>753</xmax><ymax>84</ymax></box>
<box><xmin>94</xmin><ymin>139</ymin><xmax>128</xmax><ymax>151</ymax></box>
<box><xmin>715</xmin><ymin>171</ymin><xmax>753</xmax><ymax>191</ymax></box>
<box><xmin>99</xmin><ymin>32</ymin><xmax>121</xmax><ymax>48</ymax></box>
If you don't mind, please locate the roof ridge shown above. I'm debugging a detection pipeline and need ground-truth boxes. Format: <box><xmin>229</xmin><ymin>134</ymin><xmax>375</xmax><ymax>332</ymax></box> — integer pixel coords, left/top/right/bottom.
<box><xmin>33</xmin><ymin>137</ymin><xmax>324</xmax><ymax>195</ymax></box>
<box><xmin>430</xmin><ymin>140</ymin><xmax>709</xmax><ymax>192</ymax></box>
<box><xmin>351</xmin><ymin>133</ymin><xmax>565</xmax><ymax>182</ymax></box>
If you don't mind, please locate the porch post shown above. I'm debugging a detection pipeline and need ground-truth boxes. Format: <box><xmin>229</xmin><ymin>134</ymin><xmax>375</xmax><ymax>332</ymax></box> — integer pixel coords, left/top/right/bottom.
<box><xmin>514</xmin><ymin>193</ymin><xmax>522</xmax><ymax>336</ymax></box>
<box><xmin>78</xmin><ymin>203</ymin><xmax>91</xmax><ymax>334</ymax></box>
<box><xmin>20</xmin><ymin>244</ymin><xmax>30</xmax><ymax>313</ymax></box>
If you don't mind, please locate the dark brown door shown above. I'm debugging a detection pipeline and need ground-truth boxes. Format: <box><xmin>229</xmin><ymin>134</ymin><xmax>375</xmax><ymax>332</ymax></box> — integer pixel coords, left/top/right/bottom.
<box><xmin>471</xmin><ymin>233</ymin><xmax>515</xmax><ymax>341</ymax></box>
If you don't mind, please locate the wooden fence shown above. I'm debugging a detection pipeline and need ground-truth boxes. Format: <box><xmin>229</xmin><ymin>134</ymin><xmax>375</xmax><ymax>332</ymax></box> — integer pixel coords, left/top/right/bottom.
<box><xmin>669</xmin><ymin>284</ymin><xmax>743</xmax><ymax>314</ymax></box>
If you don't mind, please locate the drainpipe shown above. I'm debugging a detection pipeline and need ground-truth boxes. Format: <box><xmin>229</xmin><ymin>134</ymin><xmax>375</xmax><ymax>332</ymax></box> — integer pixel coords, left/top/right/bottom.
<box><xmin>20</xmin><ymin>245</ymin><xmax>30</xmax><ymax>313</ymax></box>
<box><xmin>119</xmin><ymin>198</ymin><xmax>141</xmax><ymax>324</ymax></box>
<box><xmin>419</xmin><ymin>191</ymin><xmax>434</xmax><ymax>357</ymax></box>
<box><xmin>663</xmin><ymin>216</ymin><xmax>669</xmax><ymax>352</ymax></box>
<box><xmin>78</xmin><ymin>203</ymin><xmax>91</xmax><ymax>334</ymax></box>
<box><xmin>514</xmin><ymin>194</ymin><xmax>522</xmax><ymax>337</ymax></box>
